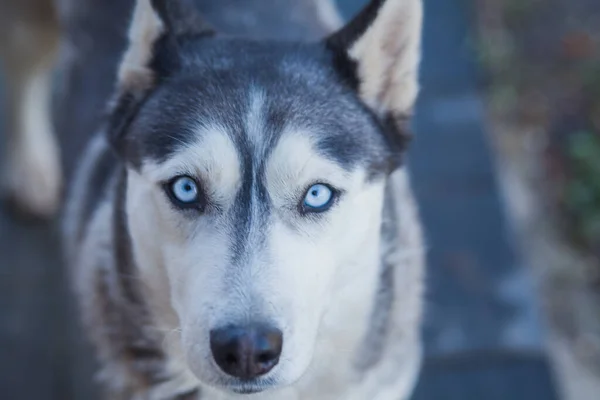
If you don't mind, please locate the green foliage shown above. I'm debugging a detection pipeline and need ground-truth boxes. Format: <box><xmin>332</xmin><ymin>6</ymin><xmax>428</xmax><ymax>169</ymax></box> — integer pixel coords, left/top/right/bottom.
<box><xmin>580</xmin><ymin>61</ymin><xmax>600</xmax><ymax>98</ymax></box>
<box><xmin>565</xmin><ymin>131</ymin><xmax>600</xmax><ymax>245</ymax></box>
<box><xmin>503</xmin><ymin>0</ymin><xmax>538</xmax><ymax>25</ymax></box>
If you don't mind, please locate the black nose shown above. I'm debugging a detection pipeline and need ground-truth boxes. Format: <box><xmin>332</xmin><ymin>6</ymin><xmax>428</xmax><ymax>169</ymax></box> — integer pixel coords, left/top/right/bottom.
<box><xmin>210</xmin><ymin>324</ymin><xmax>283</xmax><ymax>380</ymax></box>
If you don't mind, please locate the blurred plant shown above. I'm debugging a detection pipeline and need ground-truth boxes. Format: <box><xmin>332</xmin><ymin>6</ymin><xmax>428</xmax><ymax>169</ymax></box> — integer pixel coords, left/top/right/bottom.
<box><xmin>503</xmin><ymin>0</ymin><xmax>538</xmax><ymax>26</ymax></box>
<box><xmin>565</xmin><ymin>130</ymin><xmax>600</xmax><ymax>249</ymax></box>
<box><xmin>476</xmin><ymin>0</ymin><xmax>600</xmax><ymax>254</ymax></box>
<box><xmin>580</xmin><ymin>61</ymin><xmax>600</xmax><ymax>101</ymax></box>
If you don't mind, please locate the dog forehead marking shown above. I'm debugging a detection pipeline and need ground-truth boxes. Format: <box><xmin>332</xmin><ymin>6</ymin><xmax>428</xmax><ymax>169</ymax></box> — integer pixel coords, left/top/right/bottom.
<box><xmin>246</xmin><ymin>88</ymin><xmax>269</xmax><ymax>242</ymax></box>
<box><xmin>226</xmin><ymin>88</ymin><xmax>271</xmax><ymax>266</ymax></box>
<box><xmin>245</xmin><ymin>88</ymin><xmax>267</xmax><ymax>153</ymax></box>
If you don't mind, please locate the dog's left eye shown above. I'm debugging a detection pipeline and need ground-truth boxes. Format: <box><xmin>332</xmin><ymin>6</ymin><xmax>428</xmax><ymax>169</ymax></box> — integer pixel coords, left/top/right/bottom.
<box><xmin>166</xmin><ymin>176</ymin><xmax>202</xmax><ymax>208</ymax></box>
<box><xmin>302</xmin><ymin>184</ymin><xmax>335</xmax><ymax>212</ymax></box>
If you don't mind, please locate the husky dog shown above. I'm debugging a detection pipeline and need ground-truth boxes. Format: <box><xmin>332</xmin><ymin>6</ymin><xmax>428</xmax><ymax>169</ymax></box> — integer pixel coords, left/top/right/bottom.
<box><xmin>4</xmin><ymin>0</ymin><xmax>425</xmax><ymax>398</ymax></box>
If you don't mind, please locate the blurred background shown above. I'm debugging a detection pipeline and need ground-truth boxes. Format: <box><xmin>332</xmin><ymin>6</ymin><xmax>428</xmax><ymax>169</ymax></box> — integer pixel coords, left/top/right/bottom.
<box><xmin>1</xmin><ymin>0</ymin><xmax>599</xmax><ymax>399</ymax></box>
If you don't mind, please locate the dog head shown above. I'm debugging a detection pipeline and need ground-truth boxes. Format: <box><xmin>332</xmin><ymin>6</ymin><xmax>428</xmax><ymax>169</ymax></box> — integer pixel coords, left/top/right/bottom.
<box><xmin>109</xmin><ymin>0</ymin><xmax>422</xmax><ymax>394</ymax></box>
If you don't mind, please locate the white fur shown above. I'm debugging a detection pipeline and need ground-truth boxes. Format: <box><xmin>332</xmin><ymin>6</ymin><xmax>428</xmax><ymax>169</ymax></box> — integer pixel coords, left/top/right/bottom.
<box><xmin>142</xmin><ymin>126</ymin><xmax>243</xmax><ymax>206</ymax></box>
<box><xmin>126</xmin><ymin>117</ymin><xmax>390</xmax><ymax>395</ymax></box>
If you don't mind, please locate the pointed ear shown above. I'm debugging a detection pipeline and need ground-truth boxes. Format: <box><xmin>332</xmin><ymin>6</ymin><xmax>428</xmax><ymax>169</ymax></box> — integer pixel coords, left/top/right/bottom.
<box><xmin>118</xmin><ymin>0</ymin><xmax>213</xmax><ymax>93</ymax></box>
<box><xmin>326</xmin><ymin>0</ymin><xmax>422</xmax><ymax>118</ymax></box>
<box><xmin>109</xmin><ymin>0</ymin><xmax>213</xmax><ymax>161</ymax></box>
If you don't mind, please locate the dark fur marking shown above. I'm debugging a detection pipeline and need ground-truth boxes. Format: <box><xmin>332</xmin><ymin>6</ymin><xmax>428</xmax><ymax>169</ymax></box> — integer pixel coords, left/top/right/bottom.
<box><xmin>373</xmin><ymin>112</ymin><xmax>413</xmax><ymax>175</ymax></box>
<box><xmin>74</xmin><ymin>143</ymin><xmax>120</xmax><ymax>242</ymax></box>
<box><xmin>112</xmin><ymin>167</ymin><xmax>172</xmax><ymax>386</ymax></box>
<box><xmin>92</xmin><ymin>265</ymin><xmax>168</xmax><ymax>391</ymax></box>
<box><xmin>327</xmin><ymin>0</ymin><xmax>385</xmax><ymax>50</ymax></box>
<box><xmin>228</xmin><ymin>100</ymin><xmax>274</xmax><ymax>268</ymax></box>
<box><xmin>356</xmin><ymin>259</ymin><xmax>395</xmax><ymax>372</ymax></box>
<box><xmin>324</xmin><ymin>0</ymin><xmax>385</xmax><ymax>90</ymax></box>
<box><xmin>355</xmin><ymin>182</ymin><xmax>398</xmax><ymax>372</ymax></box>
<box><xmin>229</xmin><ymin>134</ymin><xmax>258</xmax><ymax>266</ymax></box>
<box><xmin>117</xmin><ymin>37</ymin><xmax>400</xmax><ymax>175</ymax></box>
<box><xmin>109</xmin><ymin>0</ymin><xmax>215</xmax><ymax>165</ymax></box>
<box><xmin>106</xmin><ymin>90</ymin><xmax>154</xmax><ymax>168</ymax></box>
<box><xmin>322</xmin><ymin>41</ymin><xmax>359</xmax><ymax>91</ymax></box>
<box><xmin>113</xmin><ymin>167</ymin><xmax>143</xmax><ymax>308</ymax></box>
<box><xmin>151</xmin><ymin>0</ymin><xmax>214</xmax><ymax>38</ymax></box>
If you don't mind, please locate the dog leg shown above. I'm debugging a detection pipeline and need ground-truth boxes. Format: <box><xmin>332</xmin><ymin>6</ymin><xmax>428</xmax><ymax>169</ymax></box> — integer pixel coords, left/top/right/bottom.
<box><xmin>0</xmin><ymin>2</ymin><xmax>62</xmax><ymax>218</ymax></box>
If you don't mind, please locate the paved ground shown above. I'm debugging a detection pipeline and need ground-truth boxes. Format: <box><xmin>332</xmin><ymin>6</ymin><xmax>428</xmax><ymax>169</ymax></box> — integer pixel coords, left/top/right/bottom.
<box><xmin>0</xmin><ymin>0</ymin><xmax>559</xmax><ymax>399</ymax></box>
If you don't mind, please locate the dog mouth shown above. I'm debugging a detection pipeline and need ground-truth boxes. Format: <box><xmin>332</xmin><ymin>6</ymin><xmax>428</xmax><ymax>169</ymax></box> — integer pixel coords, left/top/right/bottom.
<box><xmin>231</xmin><ymin>385</ymin><xmax>264</xmax><ymax>395</ymax></box>
<box><xmin>217</xmin><ymin>377</ymin><xmax>278</xmax><ymax>395</ymax></box>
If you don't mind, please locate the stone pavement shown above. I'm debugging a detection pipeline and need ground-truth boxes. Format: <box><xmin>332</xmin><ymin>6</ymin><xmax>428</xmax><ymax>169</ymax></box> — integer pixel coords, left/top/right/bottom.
<box><xmin>0</xmin><ymin>1</ymin><xmax>559</xmax><ymax>399</ymax></box>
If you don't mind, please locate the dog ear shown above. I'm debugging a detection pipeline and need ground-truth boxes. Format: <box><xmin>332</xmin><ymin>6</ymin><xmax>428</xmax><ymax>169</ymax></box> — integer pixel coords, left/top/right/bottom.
<box><xmin>326</xmin><ymin>0</ymin><xmax>422</xmax><ymax>119</ymax></box>
<box><xmin>108</xmin><ymin>0</ymin><xmax>213</xmax><ymax>162</ymax></box>
<box><xmin>118</xmin><ymin>0</ymin><xmax>213</xmax><ymax>94</ymax></box>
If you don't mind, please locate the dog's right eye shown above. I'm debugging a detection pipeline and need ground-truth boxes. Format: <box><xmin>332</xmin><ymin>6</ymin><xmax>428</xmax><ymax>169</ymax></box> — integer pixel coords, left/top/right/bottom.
<box><xmin>165</xmin><ymin>176</ymin><xmax>203</xmax><ymax>209</ymax></box>
<box><xmin>301</xmin><ymin>183</ymin><xmax>337</xmax><ymax>214</ymax></box>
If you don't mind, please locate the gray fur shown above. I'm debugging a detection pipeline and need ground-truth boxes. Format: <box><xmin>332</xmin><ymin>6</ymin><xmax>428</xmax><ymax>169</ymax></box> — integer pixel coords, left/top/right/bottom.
<box><xmin>59</xmin><ymin>0</ymin><xmax>426</xmax><ymax>399</ymax></box>
<box><xmin>354</xmin><ymin>186</ymin><xmax>400</xmax><ymax>373</ymax></box>
<box><xmin>120</xmin><ymin>39</ymin><xmax>393</xmax><ymax>171</ymax></box>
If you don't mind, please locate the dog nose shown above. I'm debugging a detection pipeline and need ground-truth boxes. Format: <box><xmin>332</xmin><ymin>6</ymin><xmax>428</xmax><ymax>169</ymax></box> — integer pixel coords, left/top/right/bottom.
<box><xmin>210</xmin><ymin>324</ymin><xmax>283</xmax><ymax>380</ymax></box>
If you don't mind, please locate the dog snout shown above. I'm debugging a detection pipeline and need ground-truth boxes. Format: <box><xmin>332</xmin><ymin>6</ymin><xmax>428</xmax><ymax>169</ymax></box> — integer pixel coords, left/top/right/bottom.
<box><xmin>210</xmin><ymin>324</ymin><xmax>283</xmax><ymax>380</ymax></box>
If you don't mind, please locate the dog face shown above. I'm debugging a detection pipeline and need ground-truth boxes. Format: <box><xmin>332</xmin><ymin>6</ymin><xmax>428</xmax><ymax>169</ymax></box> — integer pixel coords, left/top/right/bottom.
<box><xmin>111</xmin><ymin>0</ymin><xmax>421</xmax><ymax>394</ymax></box>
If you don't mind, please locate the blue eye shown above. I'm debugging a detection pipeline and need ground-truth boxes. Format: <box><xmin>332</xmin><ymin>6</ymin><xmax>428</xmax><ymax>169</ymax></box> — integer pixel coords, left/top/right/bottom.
<box><xmin>169</xmin><ymin>176</ymin><xmax>200</xmax><ymax>206</ymax></box>
<box><xmin>303</xmin><ymin>184</ymin><xmax>335</xmax><ymax>212</ymax></box>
